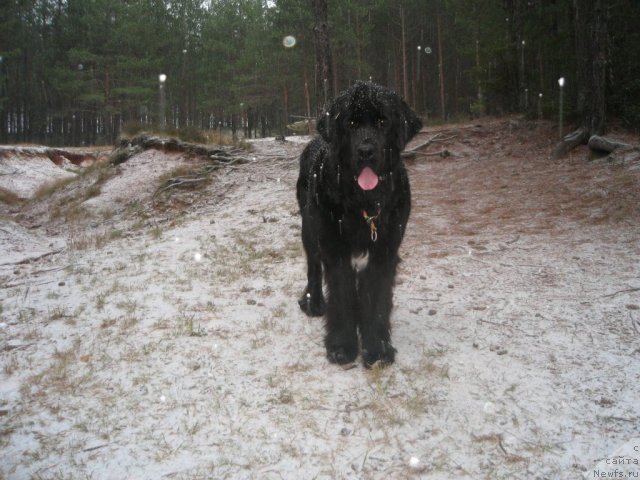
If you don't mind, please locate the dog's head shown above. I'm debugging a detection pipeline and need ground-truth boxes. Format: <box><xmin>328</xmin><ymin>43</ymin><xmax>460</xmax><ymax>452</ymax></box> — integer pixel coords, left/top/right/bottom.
<box><xmin>317</xmin><ymin>81</ymin><xmax>422</xmax><ymax>191</ymax></box>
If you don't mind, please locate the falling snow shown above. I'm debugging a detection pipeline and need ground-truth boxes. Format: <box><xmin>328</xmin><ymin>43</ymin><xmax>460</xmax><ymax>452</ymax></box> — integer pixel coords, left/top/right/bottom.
<box><xmin>0</xmin><ymin>120</ymin><xmax>639</xmax><ymax>479</ymax></box>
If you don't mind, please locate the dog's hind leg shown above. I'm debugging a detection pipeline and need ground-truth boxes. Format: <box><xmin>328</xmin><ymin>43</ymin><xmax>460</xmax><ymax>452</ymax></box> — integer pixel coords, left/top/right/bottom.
<box><xmin>298</xmin><ymin>219</ymin><xmax>326</xmax><ymax>317</ymax></box>
<box><xmin>298</xmin><ymin>255</ymin><xmax>326</xmax><ymax>316</ymax></box>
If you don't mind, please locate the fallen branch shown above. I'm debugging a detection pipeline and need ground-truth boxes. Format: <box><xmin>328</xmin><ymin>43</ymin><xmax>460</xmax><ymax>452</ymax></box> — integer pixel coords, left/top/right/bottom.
<box><xmin>406</xmin><ymin>133</ymin><xmax>442</xmax><ymax>152</ymax></box>
<box><xmin>0</xmin><ymin>248</ymin><xmax>65</xmax><ymax>266</ymax></box>
<box><xmin>30</xmin><ymin>266</ymin><xmax>68</xmax><ymax>276</ymax></box>
<box><xmin>154</xmin><ymin>177</ymin><xmax>209</xmax><ymax>196</ymax></box>
<box><xmin>153</xmin><ymin>158</ymin><xmax>248</xmax><ymax>198</ymax></box>
<box><xmin>505</xmin><ymin>235</ymin><xmax>521</xmax><ymax>245</ymax></box>
<box><xmin>1</xmin><ymin>279</ymin><xmax>59</xmax><ymax>289</ymax></box>
<box><xmin>406</xmin><ymin>133</ymin><xmax>458</xmax><ymax>153</ymax></box>
<box><xmin>421</xmin><ymin>149</ymin><xmax>454</xmax><ymax>158</ymax></box>
<box><xmin>208</xmin><ymin>154</ymin><xmax>251</xmax><ymax>164</ymax></box>
<box><xmin>309</xmin><ymin>402</ymin><xmax>373</xmax><ymax>413</ymax></box>
<box><xmin>82</xmin><ymin>443</ymin><xmax>111</xmax><ymax>453</ymax></box>
<box><xmin>477</xmin><ymin>318</ymin><xmax>508</xmax><ymax>328</ymax></box>
<box><xmin>601</xmin><ymin>287</ymin><xmax>640</xmax><ymax>298</ymax></box>
<box><xmin>3</xmin><ymin>343</ymin><xmax>35</xmax><ymax>352</ymax></box>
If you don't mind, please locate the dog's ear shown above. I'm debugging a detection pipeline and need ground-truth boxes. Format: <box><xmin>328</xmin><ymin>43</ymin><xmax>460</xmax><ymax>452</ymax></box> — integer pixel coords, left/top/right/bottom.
<box><xmin>317</xmin><ymin>88</ymin><xmax>352</xmax><ymax>143</ymax></box>
<box><xmin>317</xmin><ymin>94</ymin><xmax>349</xmax><ymax>143</ymax></box>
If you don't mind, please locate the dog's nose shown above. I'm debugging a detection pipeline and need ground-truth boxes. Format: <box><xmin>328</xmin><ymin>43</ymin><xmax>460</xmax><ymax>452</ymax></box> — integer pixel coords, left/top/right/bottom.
<box><xmin>357</xmin><ymin>143</ymin><xmax>375</xmax><ymax>161</ymax></box>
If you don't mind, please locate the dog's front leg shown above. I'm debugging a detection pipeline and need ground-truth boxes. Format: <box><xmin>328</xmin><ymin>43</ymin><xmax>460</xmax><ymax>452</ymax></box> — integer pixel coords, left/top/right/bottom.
<box><xmin>358</xmin><ymin>258</ymin><xmax>398</xmax><ymax>367</ymax></box>
<box><xmin>323</xmin><ymin>257</ymin><xmax>359</xmax><ymax>365</ymax></box>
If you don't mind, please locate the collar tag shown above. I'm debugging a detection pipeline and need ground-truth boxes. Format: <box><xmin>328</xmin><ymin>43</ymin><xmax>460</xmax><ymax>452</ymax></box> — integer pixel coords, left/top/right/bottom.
<box><xmin>362</xmin><ymin>208</ymin><xmax>381</xmax><ymax>242</ymax></box>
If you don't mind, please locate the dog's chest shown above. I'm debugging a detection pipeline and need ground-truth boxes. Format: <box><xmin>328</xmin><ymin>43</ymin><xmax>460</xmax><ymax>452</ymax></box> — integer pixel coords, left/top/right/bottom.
<box><xmin>350</xmin><ymin>250</ymin><xmax>370</xmax><ymax>272</ymax></box>
<box><xmin>336</xmin><ymin>211</ymin><xmax>380</xmax><ymax>273</ymax></box>
<box><xmin>334</xmin><ymin>209</ymin><xmax>377</xmax><ymax>245</ymax></box>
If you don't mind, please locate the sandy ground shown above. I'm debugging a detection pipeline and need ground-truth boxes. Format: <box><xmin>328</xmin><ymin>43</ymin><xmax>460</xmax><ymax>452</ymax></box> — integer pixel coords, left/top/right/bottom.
<box><xmin>1</xmin><ymin>119</ymin><xmax>639</xmax><ymax>479</ymax></box>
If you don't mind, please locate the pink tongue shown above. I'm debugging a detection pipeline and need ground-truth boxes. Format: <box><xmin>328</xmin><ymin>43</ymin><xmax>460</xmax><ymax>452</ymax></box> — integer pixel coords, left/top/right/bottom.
<box><xmin>357</xmin><ymin>167</ymin><xmax>379</xmax><ymax>191</ymax></box>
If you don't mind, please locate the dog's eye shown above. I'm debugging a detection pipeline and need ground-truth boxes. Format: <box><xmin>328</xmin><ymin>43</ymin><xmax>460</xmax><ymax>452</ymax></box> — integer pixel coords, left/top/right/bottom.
<box><xmin>377</xmin><ymin>118</ymin><xmax>387</xmax><ymax>127</ymax></box>
<box><xmin>348</xmin><ymin>120</ymin><xmax>358</xmax><ymax>128</ymax></box>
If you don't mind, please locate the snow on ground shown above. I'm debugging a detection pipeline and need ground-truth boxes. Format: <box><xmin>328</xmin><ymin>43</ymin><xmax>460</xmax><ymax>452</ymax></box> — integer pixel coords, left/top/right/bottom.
<box><xmin>1</xmin><ymin>121</ymin><xmax>639</xmax><ymax>479</ymax></box>
<box><xmin>0</xmin><ymin>153</ymin><xmax>77</xmax><ymax>200</ymax></box>
<box><xmin>82</xmin><ymin>150</ymin><xmax>189</xmax><ymax>212</ymax></box>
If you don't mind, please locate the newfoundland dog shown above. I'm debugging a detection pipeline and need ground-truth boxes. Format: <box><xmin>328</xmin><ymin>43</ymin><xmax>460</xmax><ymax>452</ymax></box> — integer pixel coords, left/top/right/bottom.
<box><xmin>296</xmin><ymin>82</ymin><xmax>422</xmax><ymax>367</ymax></box>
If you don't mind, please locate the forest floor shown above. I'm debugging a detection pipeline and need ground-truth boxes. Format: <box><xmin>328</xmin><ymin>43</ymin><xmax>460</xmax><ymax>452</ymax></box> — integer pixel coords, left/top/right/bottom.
<box><xmin>1</xmin><ymin>117</ymin><xmax>639</xmax><ymax>479</ymax></box>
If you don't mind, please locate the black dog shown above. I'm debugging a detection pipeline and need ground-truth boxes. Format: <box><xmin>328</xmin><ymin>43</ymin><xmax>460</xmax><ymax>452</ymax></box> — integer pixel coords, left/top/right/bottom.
<box><xmin>296</xmin><ymin>82</ymin><xmax>422</xmax><ymax>367</ymax></box>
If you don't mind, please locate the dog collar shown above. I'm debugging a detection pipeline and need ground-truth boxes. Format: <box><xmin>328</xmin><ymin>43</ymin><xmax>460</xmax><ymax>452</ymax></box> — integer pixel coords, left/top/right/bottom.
<box><xmin>362</xmin><ymin>207</ymin><xmax>381</xmax><ymax>242</ymax></box>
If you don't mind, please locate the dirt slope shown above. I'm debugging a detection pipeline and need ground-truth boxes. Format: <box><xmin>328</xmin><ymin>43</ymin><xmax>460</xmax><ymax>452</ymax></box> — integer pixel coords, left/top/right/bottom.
<box><xmin>1</xmin><ymin>119</ymin><xmax>639</xmax><ymax>479</ymax></box>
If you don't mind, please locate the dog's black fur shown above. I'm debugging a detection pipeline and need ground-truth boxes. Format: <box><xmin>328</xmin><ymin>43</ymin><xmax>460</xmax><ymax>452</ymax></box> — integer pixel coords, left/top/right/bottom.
<box><xmin>296</xmin><ymin>82</ymin><xmax>422</xmax><ymax>367</ymax></box>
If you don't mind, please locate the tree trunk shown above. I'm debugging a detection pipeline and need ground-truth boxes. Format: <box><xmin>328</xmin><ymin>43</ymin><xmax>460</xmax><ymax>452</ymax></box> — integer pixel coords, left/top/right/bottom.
<box><xmin>437</xmin><ymin>12</ymin><xmax>446</xmax><ymax>121</ymax></box>
<box><xmin>401</xmin><ymin>6</ymin><xmax>408</xmax><ymax>100</ymax></box>
<box><xmin>575</xmin><ymin>0</ymin><xmax>607</xmax><ymax>136</ymax></box>
<box><xmin>282</xmin><ymin>83</ymin><xmax>289</xmax><ymax>136</ymax></box>
<box><xmin>554</xmin><ymin>0</ymin><xmax>608</xmax><ymax>158</ymax></box>
<box><xmin>304</xmin><ymin>76</ymin><xmax>312</xmax><ymax>133</ymax></box>
<box><xmin>311</xmin><ymin>0</ymin><xmax>333</xmax><ymax>114</ymax></box>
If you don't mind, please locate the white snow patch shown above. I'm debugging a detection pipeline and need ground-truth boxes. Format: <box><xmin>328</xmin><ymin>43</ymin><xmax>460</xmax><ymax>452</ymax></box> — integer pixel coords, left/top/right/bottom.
<box><xmin>0</xmin><ymin>220</ymin><xmax>65</xmax><ymax>265</ymax></box>
<box><xmin>1</xmin><ymin>127</ymin><xmax>639</xmax><ymax>479</ymax></box>
<box><xmin>0</xmin><ymin>154</ymin><xmax>77</xmax><ymax>199</ymax></box>
<box><xmin>82</xmin><ymin>149</ymin><xmax>187</xmax><ymax>211</ymax></box>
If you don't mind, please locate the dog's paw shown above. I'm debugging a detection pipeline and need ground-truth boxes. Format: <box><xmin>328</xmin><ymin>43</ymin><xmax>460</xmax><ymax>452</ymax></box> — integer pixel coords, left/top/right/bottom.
<box><xmin>326</xmin><ymin>345</ymin><xmax>358</xmax><ymax>365</ymax></box>
<box><xmin>362</xmin><ymin>342</ymin><xmax>397</xmax><ymax>368</ymax></box>
<box><xmin>298</xmin><ymin>292</ymin><xmax>326</xmax><ymax>317</ymax></box>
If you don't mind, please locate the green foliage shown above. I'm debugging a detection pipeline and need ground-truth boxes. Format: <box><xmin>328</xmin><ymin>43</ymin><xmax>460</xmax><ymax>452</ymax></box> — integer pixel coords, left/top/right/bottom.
<box><xmin>0</xmin><ymin>0</ymin><xmax>639</xmax><ymax>146</ymax></box>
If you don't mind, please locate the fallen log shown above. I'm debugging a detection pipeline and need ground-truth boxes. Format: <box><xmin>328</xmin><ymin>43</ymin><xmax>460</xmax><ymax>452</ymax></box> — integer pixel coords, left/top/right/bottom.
<box><xmin>588</xmin><ymin>135</ymin><xmax>633</xmax><ymax>153</ymax></box>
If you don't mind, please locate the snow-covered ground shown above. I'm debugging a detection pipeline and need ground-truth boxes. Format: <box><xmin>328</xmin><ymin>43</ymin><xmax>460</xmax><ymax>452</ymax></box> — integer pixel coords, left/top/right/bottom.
<box><xmin>1</xmin><ymin>121</ymin><xmax>639</xmax><ymax>479</ymax></box>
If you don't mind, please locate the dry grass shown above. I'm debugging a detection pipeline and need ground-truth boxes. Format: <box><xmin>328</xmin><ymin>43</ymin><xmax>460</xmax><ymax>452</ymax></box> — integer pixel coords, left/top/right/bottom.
<box><xmin>20</xmin><ymin>340</ymin><xmax>86</xmax><ymax>399</ymax></box>
<box><xmin>32</xmin><ymin>176</ymin><xmax>77</xmax><ymax>200</ymax></box>
<box><xmin>157</xmin><ymin>164</ymin><xmax>203</xmax><ymax>186</ymax></box>
<box><xmin>121</xmin><ymin>122</ymin><xmax>251</xmax><ymax>150</ymax></box>
<box><xmin>203</xmin><ymin>130</ymin><xmax>251</xmax><ymax>150</ymax></box>
<box><xmin>0</xmin><ymin>187</ymin><xmax>23</xmax><ymax>205</ymax></box>
<box><xmin>30</xmin><ymin>160</ymin><xmax>116</xmax><ymax>230</ymax></box>
<box><xmin>68</xmin><ymin>230</ymin><xmax>114</xmax><ymax>250</ymax></box>
<box><xmin>411</xmin><ymin>120</ymin><xmax>640</xmax><ymax>238</ymax></box>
